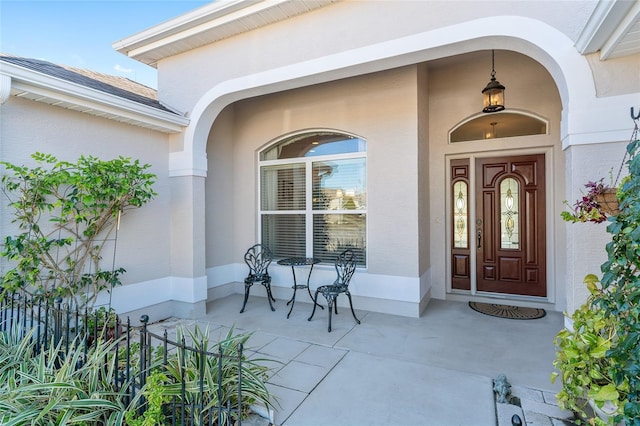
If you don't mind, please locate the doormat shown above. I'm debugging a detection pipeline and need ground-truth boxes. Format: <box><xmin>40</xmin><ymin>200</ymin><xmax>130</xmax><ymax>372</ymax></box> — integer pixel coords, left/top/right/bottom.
<box><xmin>469</xmin><ymin>302</ymin><xmax>546</xmax><ymax>320</ymax></box>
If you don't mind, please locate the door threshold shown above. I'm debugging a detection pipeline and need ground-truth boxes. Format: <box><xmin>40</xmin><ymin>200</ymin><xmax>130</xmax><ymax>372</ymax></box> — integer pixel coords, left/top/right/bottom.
<box><xmin>447</xmin><ymin>292</ymin><xmax>555</xmax><ymax>311</ymax></box>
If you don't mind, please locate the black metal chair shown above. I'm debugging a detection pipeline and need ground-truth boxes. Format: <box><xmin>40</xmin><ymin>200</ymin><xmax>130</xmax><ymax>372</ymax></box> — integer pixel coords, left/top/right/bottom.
<box><xmin>240</xmin><ymin>244</ymin><xmax>276</xmax><ymax>313</ymax></box>
<box><xmin>308</xmin><ymin>249</ymin><xmax>360</xmax><ymax>332</ymax></box>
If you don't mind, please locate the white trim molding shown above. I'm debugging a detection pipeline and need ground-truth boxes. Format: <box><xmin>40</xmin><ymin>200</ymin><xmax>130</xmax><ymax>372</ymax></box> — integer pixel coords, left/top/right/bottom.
<box><xmin>176</xmin><ymin>16</ymin><xmax>638</xmax><ymax>178</ymax></box>
<box><xmin>0</xmin><ymin>74</ymin><xmax>11</xmax><ymax>104</ymax></box>
<box><xmin>113</xmin><ymin>0</ymin><xmax>337</xmax><ymax>67</ymax></box>
<box><xmin>0</xmin><ymin>60</ymin><xmax>190</xmax><ymax>133</ymax></box>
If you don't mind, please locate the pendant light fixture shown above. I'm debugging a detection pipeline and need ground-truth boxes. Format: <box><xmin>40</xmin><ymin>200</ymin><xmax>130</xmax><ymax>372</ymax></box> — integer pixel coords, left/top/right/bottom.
<box><xmin>482</xmin><ymin>50</ymin><xmax>505</xmax><ymax>113</ymax></box>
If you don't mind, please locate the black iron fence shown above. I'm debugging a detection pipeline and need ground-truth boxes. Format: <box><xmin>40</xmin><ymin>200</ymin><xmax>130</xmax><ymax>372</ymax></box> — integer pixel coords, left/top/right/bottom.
<box><xmin>0</xmin><ymin>292</ymin><xmax>245</xmax><ymax>425</ymax></box>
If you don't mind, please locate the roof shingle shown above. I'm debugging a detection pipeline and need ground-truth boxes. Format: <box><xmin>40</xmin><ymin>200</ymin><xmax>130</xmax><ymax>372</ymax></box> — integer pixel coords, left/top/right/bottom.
<box><xmin>0</xmin><ymin>53</ymin><xmax>175</xmax><ymax>114</ymax></box>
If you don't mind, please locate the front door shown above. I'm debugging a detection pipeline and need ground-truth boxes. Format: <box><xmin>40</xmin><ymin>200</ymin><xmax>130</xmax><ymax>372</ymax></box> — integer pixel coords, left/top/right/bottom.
<box><xmin>475</xmin><ymin>154</ymin><xmax>546</xmax><ymax>296</ymax></box>
<box><xmin>450</xmin><ymin>154</ymin><xmax>546</xmax><ymax>297</ymax></box>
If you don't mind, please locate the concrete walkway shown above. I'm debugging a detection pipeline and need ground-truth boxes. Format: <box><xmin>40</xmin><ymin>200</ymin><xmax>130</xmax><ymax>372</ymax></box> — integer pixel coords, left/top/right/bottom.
<box><xmin>147</xmin><ymin>295</ymin><xmax>574</xmax><ymax>426</ymax></box>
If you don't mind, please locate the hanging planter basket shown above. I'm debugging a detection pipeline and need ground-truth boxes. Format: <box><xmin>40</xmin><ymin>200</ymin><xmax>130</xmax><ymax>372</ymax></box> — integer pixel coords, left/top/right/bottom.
<box><xmin>595</xmin><ymin>188</ymin><xmax>620</xmax><ymax>216</ymax></box>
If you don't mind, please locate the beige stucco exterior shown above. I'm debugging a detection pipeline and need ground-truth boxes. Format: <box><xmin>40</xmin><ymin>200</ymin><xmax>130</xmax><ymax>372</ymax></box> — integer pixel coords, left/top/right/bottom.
<box><xmin>0</xmin><ymin>96</ymin><xmax>176</xmax><ymax>316</ymax></box>
<box><xmin>2</xmin><ymin>0</ymin><xmax>640</xmax><ymax>322</ymax></box>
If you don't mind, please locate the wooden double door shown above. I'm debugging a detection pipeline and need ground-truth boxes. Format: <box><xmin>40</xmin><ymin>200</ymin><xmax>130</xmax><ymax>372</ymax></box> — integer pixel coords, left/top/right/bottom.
<box><xmin>451</xmin><ymin>154</ymin><xmax>546</xmax><ymax>297</ymax></box>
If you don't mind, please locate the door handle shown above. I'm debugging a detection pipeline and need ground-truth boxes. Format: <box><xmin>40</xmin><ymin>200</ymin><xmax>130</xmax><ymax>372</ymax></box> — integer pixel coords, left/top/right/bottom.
<box><xmin>477</xmin><ymin>229</ymin><xmax>482</xmax><ymax>249</ymax></box>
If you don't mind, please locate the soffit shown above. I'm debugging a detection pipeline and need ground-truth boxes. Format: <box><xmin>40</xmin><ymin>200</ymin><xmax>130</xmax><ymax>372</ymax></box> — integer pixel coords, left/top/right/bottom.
<box><xmin>576</xmin><ymin>0</ymin><xmax>640</xmax><ymax>59</ymax></box>
<box><xmin>112</xmin><ymin>0</ymin><xmax>339</xmax><ymax>67</ymax></box>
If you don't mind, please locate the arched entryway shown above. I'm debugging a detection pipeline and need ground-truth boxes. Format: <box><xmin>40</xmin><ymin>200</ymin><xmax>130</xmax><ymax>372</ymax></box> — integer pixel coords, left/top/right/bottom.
<box><xmin>172</xmin><ymin>17</ymin><xmax>627</xmax><ymax>316</ymax></box>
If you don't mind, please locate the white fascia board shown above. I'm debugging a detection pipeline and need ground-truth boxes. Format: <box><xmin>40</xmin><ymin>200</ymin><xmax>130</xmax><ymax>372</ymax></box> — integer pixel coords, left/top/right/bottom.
<box><xmin>575</xmin><ymin>0</ymin><xmax>636</xmax><ymax>55</ymax></box>
<box><xmin>1</xmin><ymin>61</ymin><xmax>190</xmax><ymax>133</ymax></box>
<box><xmin>113</xmin><ymin>0</ymin><xmax>254</xmax><ymax>54</ymax></box>
<box><xmin>600</xmin><ymin>0</ymin><xmax>640</xmax><ymax>59</ymax></box>
<box><xmin>0</xmin><ymin>74</ymin><xmax>10</xmax><ymax>104</ymax></box>
<box><xmin>113</xmin><ymin>0</ymin><xmax>293</xmax><ymax>61</ymax></box>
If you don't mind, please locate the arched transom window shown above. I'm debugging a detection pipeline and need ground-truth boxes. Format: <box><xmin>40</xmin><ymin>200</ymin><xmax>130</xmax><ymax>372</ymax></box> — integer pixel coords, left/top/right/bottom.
<box><xmin>259</xmin><ymin>131</ymin><xmax>367</xmax><ymax>265</ymax></box>
<box><xmin>449</xmin><ymin>111</ymin><xmax>548</xmax><ymax>143</ymax></box>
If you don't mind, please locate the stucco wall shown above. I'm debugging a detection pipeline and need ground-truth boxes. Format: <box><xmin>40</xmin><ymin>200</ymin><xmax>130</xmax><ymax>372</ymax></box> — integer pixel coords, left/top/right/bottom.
<box><xmin>564</xmin><ymin>141</ymin><xmax>628</xmax><ymax>314</ymax></box>
<box><xmin>118</xmin><ymin>0</ymin><xmax>636</xmax><ymax>317</ymax></box>
<box><xmin>157</xmin><ymin>1</ymin><xmax>597</xmax><ymax>114</ymax></box>
<box><xmin>0</xmin><ymin>97</ymin><xmax>172</xmax><ymax>309</ymax></box>
<box><xmin>207</xmin><ymin>66</ymin><xmax>421</xmax><ymax>279</ymax></box>
<box><xmin>205</xmin><ymin>105</ymin><xmax>237</xmax><ymax>267</ymax></box>
<box><xmin>585</xmin><ymin>52</ymin><xmax>640</xmax><ymax>97</ymax></box>
<box><xmin>417</xmin><ymin>63</ymin><xmax>431</xmax><ymax>297</ymax></box>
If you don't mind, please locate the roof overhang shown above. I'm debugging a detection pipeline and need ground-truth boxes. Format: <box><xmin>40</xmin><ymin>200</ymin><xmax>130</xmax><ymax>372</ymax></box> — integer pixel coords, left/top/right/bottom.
<box><xmin>112</xmin><ymin>0</ymin><xmax>338</xmax><ymax>67</ymax></box>
<box><xmin>576</xmin><ymin>0</ymin><xmax>640</xmax><ymax>59</ymax></box>
<box><xmin>0</xmin><ymin>61</ymin><xmax>189</xmax><ymax>134</ymax></box>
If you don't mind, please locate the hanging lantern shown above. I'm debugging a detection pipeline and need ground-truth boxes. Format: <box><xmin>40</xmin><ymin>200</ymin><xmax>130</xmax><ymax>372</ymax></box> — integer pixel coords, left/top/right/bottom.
<box><xmin>482</xmin><ymin>50</ymin><xmax>505</xmax><ymax>113</ymax></box>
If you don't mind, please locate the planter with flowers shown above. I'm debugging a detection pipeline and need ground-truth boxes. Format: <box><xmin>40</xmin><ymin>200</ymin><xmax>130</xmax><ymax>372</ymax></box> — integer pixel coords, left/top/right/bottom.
<box><xmin>561</xmin><ymin>178</ymin><xmax>622</xmax><ymax>224</ymax></box>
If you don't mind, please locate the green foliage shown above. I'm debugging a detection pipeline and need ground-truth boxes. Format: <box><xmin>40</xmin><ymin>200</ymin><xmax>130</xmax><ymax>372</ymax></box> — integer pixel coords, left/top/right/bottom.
<box><xmin>122</xmin><ymin>324</ymin><xmax>276</xmax><ymax>425</ymax></box>
<box><xmin>561</xmin><ymin>179</ymin><xmax>613</xmax><ymax>224</ymax></box>
<box><xmin>161</xmin><ymin>324</ymin><xmax>276</xmax><ymax>425</ymax></box>
<box><xmin>554</xmin><ymin>135</ymin><xmax>640</xmax><ymax>425</ymax></box>
<box><xmin>0</xmin><ymin>328</ymin><xmax>128</xmax><ymax>425</ymax></box>
<box><xmin>552</xmin><ymin>275</ymin><xmax>629</xmax><ymax>425</ymax></box>
<box><xmin>125</xmin><ymin>370</ymin><xmax>170</xmax><ymax>426</ymax></box>
<box><xmin>0</xmin><ymin>320</ymin><xmax>275</xmax><ymax>425</ymax></box>
<box><xmin>595</xmin><ymin>137</ymin><xmax>640</xmax><ymax>424</ymax></box>
<box><xmin>0</xmin><ymin>153</ymin><xmax>156</xmax><ymax>309</ymax></box>
<box><xmin>86</xmin><ymin>306</ymin><xmax>119</xmax><ymax>330</ymax></box>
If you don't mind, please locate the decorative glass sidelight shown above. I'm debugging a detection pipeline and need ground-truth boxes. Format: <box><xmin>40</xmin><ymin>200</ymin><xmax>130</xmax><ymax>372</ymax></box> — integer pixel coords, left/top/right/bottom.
<box><xmin>453</xmin><ymin>181</ymin><xmax>468</xmax><ymax>248</ymax></box>
<box><xmin>500</xmin><ymin>178</ymin><xmax>519</xmax><ymax>249</ymax></box>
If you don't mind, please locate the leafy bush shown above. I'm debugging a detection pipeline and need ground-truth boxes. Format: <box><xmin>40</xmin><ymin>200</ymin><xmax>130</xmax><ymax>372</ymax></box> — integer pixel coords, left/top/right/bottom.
<box><xmin>160</xmin><ymin>325</ymin><xmax>275</xmax><ymax>425</ymax></box>
<box><xmin>125</xmin><ymin>370</ymin><xmax>170</xmax><ymax>426</ymax></box>
<box><xmin>0</xmin><ymin>329</ymin><xmax>128</xmax><ymax>425</ymax></box>
<box><xmin>554</xmin><ymin>135</ymin><xmax>640</xmax><ymax>425</ymax></box>
<box><xmin>0</xmin><ymin>318</ymin><xmax>275</xmax><ymax>425</ymax></box>
<box><xmin>595</xmin><ymin>137</ymin><xmax>640</xmax><ymax>424</ymax></box>
<box><xmin>552</xmin><ymin>275</ymin><xmax>629</xmax><ymax>424</ymax></box>
<box><xmin>1</xmin><ymin>153</ymin><xmax>156</xmax><ymax>310</ymax></box>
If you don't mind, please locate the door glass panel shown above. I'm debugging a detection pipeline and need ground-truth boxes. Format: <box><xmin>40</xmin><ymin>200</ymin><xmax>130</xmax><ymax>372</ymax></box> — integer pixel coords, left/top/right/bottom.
<box><xmin>500</xmin><ymin>178</ymin><xmax>519</xmax><ymax>249</ymax></box>
<box><xmin>453</xmin><ymin>181</ymin><xmax>468</xmax><ymax>248</ymax></box>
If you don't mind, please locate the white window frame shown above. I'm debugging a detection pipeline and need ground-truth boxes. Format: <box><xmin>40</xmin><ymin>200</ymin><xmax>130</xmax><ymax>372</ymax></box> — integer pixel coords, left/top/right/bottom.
<box><xmin>258</xmin><ymin>131</ymin><xmax>367</xmax><ymax>264</ymax></box>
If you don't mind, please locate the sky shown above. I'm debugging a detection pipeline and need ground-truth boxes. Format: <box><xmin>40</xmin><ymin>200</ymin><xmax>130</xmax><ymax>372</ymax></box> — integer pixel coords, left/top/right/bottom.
<box><xmin>1</xmin><ymin>1</ymin><xmax>212</xmax><ymax>89</ymax></box>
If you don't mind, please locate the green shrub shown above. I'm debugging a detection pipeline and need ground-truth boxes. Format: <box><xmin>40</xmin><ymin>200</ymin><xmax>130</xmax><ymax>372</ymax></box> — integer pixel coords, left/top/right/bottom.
<box><xmin>161</xmin><ymin>325</ymin><xmax>276</xmax><ymax>425</ymax></box>
<box><xmin>0</xmin><ymin>329</ymin><xmax>128</xmax><ymax>425</ymax></box>
<box><xmin>554</xmin><ymin>135</ymin><xmax>640</xmax><ymax>425</ymax></box>
<box><xmin>595</xmin><ymin>137</ymin><xmax>640</xmax><ymax>424</ymax></box>
<box><xmin>552</xmin><ymin>275</ymin><xmax>629</xmax><ymax>424</ymax></box>
<box><xmin>0</xmin><ymin>313</ymin><xmax>275</xmax><ymax>425</ymax></box>
<box><xmin>1</xmin><ymin>153</ymin><xmax>156</xmax><ymax>310</ymax></box>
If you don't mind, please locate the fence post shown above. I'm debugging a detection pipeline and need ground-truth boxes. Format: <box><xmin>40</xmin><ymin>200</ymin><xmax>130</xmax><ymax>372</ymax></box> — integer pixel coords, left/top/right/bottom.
<box><xmin>136</xmin><ymin>314</ymin><xmax>149</xmax><ymax>415</ymax></box>
<box><xmin>139</xmin><ymin>314</ymin><xmax>149</xmax><ymax>381</ymax></box>
<box><xmin>180</xmin><ymin>335</ymin><xmax>187</xmax><ymax>426</ymax></box>
<box><xmin>238</xmin><ymin>342</ymin><xmax>243</xmax><ymax>426</ymax></box>
<box><xmin>218</xmin><ymin>343</ymin><xmax>223</xmax><ymax>424</ymax></box>
<box><xmin>35</xmin><ymin>298</ymin><xmax>42</xmax><ymax>353</ymax></box>
<box><xmin>54</xmin><ymin>297</ymin><xmax>62</xmax><ymax>348</ymax></box>
<box><xmin>199</xmin><ymin>340</ymin><xmax>205</xmax><ymax>426</ymax></box>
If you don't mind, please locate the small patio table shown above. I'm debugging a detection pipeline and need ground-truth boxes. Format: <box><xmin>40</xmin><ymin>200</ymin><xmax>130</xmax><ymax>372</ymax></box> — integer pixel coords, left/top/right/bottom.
<box><xmin>277</xmin><ymin>257</ymin><xmax>324</xmax><ymax>318</ymax></box>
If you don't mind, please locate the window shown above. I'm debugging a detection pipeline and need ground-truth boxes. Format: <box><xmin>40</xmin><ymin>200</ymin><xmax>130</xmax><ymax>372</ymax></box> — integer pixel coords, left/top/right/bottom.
<box><xmin>500</xmin><ymin>177</ymin><xmax>519</xmax><ymax>249</ymax></box>
<box><xmin>449</xmin><ymin>112</ymin><xmax>547</xmax><ymax>143</ymax></box>
<box><xmin>452</xmin><ymin>180</ymin><xmax>468</xmax><ymax>249</ymax></box>
<box><xmin>259</xmin><ymin>131</ymin><xmax>366</xmax><ymax>265</ymax></box>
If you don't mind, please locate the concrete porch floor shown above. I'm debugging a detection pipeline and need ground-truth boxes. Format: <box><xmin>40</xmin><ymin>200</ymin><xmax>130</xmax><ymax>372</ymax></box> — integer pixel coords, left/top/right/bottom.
<box><xmin>148</xmin><ymin>294</ymin><xmax>567</xmax><ymax>426</ymax></box>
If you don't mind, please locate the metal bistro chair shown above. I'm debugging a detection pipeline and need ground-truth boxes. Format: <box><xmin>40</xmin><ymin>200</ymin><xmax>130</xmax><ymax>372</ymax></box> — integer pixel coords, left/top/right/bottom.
<box><xmin>240</xmin><ymin>244</ymin><xmax>276</xmax><ymax>313</ymax></box>
<box><xmin>308</xmin><ymin>249</ymin><xmax>360</xmax><ymax>332</ymax></box>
